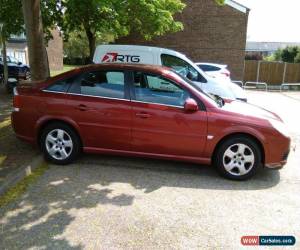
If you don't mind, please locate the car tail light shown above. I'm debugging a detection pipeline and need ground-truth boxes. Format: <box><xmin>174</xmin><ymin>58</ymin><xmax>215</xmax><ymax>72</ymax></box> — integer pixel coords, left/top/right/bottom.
<box><xmin>221</xmin><ymin>68</ymin><xmax>231</xmax><ymax>77</ymax></box>
<box><xmin>13</xmin><ymin>87</ymin><xmax>20</xmax><ymax>111</ymax></box>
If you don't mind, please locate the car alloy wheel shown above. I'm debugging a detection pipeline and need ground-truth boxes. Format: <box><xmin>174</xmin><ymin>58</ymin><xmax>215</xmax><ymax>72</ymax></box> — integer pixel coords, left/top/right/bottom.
<box><xmin>41</xmin><ymin>122</ymin><xmax>81</xmax><ymax>165</ymax></box>
<box><xmin>214</xmin><ymin>136</ymin><xmax>261</xmax><ymax>180</ymax></box>
<box><xmin>45</xmin><ymin>129</ymin><xmax>73</xmax><ymax>160</ymax></box>
<box><xmin>223</xmin><ymin>143</ymin><xmax>255</xmax><ymax>176</ymax></box>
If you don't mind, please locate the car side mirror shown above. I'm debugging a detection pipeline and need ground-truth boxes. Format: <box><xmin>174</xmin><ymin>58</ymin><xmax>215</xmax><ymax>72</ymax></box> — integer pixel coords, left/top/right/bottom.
<box><xmin>184</xmin><ymin>98</ymin><xmax>198</xmax><ymax>112</ymax></box>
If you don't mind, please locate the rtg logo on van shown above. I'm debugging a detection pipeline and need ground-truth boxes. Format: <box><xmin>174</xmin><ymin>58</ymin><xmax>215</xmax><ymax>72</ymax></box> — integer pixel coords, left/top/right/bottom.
<box><xmin>101</xmin><ymin>53</ymin><xmax>141</xmax><ymax>63</ymax></box>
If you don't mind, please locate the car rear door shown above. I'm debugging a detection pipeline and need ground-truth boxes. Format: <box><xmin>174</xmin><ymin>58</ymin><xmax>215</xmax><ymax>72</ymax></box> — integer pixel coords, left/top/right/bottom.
<box><xmin>129</xmin><ymin>71</ymin><xmax>207</xmax><ymax>158</ymax></box>
<box><xmin>66</xmin><ymin>69</ymin><xmax>132</xmax><ymax>151</ymax></box>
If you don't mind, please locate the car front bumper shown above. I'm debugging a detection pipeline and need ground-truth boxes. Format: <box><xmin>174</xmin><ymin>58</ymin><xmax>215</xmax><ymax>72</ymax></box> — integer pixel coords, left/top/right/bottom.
<box><xmin>265</xmin><ymin>139</ymin><xmax>295</xmax><ymax>169</ymax></box>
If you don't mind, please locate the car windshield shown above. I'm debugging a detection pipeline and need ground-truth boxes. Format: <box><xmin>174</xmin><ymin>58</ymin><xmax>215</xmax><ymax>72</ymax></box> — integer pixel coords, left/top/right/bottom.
<box><xmin>171</xmin><ymin>70</ymin><xmax>224</xmax><ymax>107</ymax></box>
<box><xmin>9</xmin><ymin>57</ymin><xmax>19</xmax><ymax>64</ymax></box>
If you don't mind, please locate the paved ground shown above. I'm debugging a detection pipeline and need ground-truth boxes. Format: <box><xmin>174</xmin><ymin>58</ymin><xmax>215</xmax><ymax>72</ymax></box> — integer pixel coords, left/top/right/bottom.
<box><xmin>0</xmin><ymin>91</ymin><xmax>299</xmax><ymax>249</ymax></box>
<box><xmin>0</xmin><ymin>85</ymin><xmax>39</xmax><ymax>186</ymax></box>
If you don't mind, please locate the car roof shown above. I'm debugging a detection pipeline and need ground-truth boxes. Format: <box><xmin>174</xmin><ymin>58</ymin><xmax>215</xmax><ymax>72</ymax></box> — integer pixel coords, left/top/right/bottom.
<box><xmin>51</xmin><ymin>63</ymin><xmax>173</xmax><ymax>81</ymax></box>
<box><xmin>75</xmin><ymin>63</ymin><xmax>170</xmax><ymax>73</ymax></box>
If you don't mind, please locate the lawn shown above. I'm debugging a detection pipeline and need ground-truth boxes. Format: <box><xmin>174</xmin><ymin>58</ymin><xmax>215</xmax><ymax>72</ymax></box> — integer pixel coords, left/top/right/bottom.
<box><xmin>50</xmin><ymin>65</ymin><xmax>78</xmax><ymax>76</ymax></box>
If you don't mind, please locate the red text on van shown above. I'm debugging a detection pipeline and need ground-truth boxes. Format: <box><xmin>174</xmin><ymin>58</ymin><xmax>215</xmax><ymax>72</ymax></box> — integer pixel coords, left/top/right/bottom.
<box><xmin>101</xmin><ymin>53</ymin><xmax>140</xmax><ymax>63</ymax></box>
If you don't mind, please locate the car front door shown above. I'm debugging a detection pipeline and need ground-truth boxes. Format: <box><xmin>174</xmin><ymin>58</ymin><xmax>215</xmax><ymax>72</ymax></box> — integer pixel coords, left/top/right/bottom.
<box><xmin>66</xmin><ymin>69</ymin><xmax>132</xmax><ymax>151</ymax></box>
<box><xmin>130</xmin><ymin>72</ymin><xmax>207</xmax><ymax>158</ymax></box>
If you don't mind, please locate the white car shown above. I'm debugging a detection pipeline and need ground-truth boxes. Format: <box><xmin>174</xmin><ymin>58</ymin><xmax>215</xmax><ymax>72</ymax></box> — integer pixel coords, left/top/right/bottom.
<box><xmin>93</xmin><ymin>45</ymin><xmax>247</xmax><ymax>101</ymax></box>
<box><xmin>196</xmin><ymin>63</ymin><xmax>231</xmax><ymax>80</ymax></box>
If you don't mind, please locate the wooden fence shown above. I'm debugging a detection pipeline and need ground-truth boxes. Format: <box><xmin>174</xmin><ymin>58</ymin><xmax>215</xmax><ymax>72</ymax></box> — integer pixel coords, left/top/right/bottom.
<box><xmin>243</xmin><ymin>61</ymin><xmax>300</xmax><ymax>85</ymax></box>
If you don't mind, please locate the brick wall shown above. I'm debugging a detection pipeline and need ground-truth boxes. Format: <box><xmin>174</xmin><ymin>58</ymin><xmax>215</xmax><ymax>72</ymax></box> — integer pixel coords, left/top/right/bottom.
<box><xmin>46</xmin><ymin>29</ymin><xmax>63</xmax><ymax>71</ymax></box>
<box><xmin>117</xmin><ymin>0</ymin><xmax>249</xmax><ymax>80</ymax></box>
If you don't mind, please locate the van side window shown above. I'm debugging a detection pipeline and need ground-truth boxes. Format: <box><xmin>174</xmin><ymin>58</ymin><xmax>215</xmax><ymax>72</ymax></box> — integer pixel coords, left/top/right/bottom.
<box><xmin>133</xmin><ymin>72</ymin><xmax>190</xmax><ymax>107</ymax></box>
<box><xmin>161</xmin><ymin>54</ymin><xmax>206</xmax><ymax>83</ymax></box>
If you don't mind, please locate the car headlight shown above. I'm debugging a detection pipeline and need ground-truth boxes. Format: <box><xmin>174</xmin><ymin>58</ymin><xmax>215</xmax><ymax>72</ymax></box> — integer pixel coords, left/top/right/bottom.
<box><xmin>269</xmin><ymin>119</ymin><xmax>290</xmax><ymax>138</ymax></box>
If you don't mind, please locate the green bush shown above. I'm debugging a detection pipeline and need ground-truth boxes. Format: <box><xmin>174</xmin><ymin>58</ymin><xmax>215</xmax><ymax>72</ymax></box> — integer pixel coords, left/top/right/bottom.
<box><xmin>295</xmin><ymin>51</ymin><xmax>300</xmax><ymax>63</ymax></box>
<box><xmin>272</xmin><ymin>46</ymin><xmax>300</xmax><ymax>63</ymax></box>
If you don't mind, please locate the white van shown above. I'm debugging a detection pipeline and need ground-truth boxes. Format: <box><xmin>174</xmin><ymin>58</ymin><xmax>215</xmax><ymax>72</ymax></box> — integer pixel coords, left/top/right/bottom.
<box><xmin>93</xmin><ymin>45</ymin><xmax>247</xmax><ymax>101</ymax></box>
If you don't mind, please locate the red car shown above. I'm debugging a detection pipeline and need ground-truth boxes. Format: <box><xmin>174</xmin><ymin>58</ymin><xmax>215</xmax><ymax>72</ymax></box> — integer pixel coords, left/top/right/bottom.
<box><xmin>11</xmin><ymin>64</ymin><xmax>291</xmax><ymax>180</ymax></box>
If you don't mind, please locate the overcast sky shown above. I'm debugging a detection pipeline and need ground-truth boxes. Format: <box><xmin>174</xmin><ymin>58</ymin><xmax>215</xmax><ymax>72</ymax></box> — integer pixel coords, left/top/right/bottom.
<box><xmin>235</xmin><ymin>0</ymin><xmax>300</xmax><ymax>42</ymax></box>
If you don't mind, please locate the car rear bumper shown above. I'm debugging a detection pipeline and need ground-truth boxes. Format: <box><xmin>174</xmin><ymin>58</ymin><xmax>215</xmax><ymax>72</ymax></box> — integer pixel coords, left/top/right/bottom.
<box><xmin>11</xmin><ymin>111</ymin><xmax>36</xmax><ymax>145</ymax></box>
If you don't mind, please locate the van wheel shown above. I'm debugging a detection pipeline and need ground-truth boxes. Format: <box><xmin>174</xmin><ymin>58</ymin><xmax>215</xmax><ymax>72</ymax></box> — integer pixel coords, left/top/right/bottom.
<box><xmin>214</xmin><ymin>137</ymin><xmax>261</xmax><ymax>180</ymax></box>
<box><xmin>40</xmin><ymin>122</ymin><xmax>81</xmax><ymax>165</ymax></box>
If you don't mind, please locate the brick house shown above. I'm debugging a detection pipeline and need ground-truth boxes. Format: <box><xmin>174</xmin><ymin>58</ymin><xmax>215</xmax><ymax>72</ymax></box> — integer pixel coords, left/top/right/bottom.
<box><xmin>117</xmin><ymin>0</ymin><xmax>249</xmax><ymax>80</ymax></box>
<box><xmin>4</xmin><ymin>29</ymin><xmax>63</xmax><ymax>71</ymax></box>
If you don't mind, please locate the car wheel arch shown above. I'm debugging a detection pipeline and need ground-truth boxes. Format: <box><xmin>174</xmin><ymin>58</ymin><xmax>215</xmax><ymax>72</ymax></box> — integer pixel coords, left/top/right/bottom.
<box><xmin>36</xmin><ymin>118</ymin><xmax>83</xmax><ymax>149</ymax></box>
<box><xmin>212</xmin><ymin>132</ymin><xmax>265</xmax><ymax>165</ymax></box>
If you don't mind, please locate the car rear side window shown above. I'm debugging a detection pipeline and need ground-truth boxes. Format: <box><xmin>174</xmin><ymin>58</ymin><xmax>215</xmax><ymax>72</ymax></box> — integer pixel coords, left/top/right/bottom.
<box><xmin>133</xmin><ymin>72</ymin><xmax>190</xmax><ymax>107</ymax></box>
<box><xmin>45</xmin><ymin>77</ymin><xmax>75</xmax><ymax>93</ymax></box>
<box><xmin>80</xmin><ymin>71</ymin><xmax>125</xmax><ymax>99</ymax></box>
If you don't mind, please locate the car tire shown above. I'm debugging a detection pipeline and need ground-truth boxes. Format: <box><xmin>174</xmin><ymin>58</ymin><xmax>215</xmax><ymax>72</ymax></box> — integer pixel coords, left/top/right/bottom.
<box><xmin>214</xmin><ymin>136</ymin><xmax>262</xmax><ymax>180</ymax></box>
<box><xmin>40</xmin><ymin>122</ymin><xmax>81</xmax><ymax>165</ymax></box>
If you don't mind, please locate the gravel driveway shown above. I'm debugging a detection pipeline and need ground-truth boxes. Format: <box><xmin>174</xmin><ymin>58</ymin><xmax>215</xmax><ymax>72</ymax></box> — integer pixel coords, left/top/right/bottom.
<box><xmin>0</xmin><ymin>91</ymin><xmax>299</xmax><ymax>249</ymax></box>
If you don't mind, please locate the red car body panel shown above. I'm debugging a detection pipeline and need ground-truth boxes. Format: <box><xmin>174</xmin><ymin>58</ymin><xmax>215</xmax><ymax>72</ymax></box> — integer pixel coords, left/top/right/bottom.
<box><xmin>11</xmin><ymin>64</ymin><xmax>291</xmax><ymax>168</ymax></box>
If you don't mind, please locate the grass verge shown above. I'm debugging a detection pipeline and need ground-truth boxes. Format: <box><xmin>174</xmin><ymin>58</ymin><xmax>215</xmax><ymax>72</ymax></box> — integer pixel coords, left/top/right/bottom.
<box><xmin>50</xmin><ymin>65</ymin><xmax>78</xmax><ymax>76</ymax></box>
<box><xmin>0</xmin><ymin>162</ymin><xmax>49</xmax><ymax>208</ymax></box>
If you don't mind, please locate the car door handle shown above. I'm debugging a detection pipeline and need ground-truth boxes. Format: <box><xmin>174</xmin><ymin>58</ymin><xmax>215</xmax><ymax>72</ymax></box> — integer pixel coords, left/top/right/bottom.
<box><xmin>136</xmin><ymin>112</ymin><xmax>151</xmax><ymax>119</ymax></box>
<box><xmin>76</xmin><ymin>104</ymin><xmax>88</xmax><ymax>111</ymax></box>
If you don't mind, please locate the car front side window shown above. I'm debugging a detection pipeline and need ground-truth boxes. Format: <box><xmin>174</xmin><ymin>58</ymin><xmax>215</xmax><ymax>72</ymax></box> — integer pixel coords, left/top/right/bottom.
<box><xmin>133</xmin><ymin>72</ymin><xmax>190</xmax><ymax>107</ymax></box>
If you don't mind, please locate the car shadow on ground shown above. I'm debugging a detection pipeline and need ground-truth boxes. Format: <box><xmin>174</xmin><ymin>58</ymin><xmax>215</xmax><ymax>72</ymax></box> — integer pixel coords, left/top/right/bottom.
<box><xmin>75</xmin><ymin>154</ymin><xmax>281</xmax><ymax>192</ymax></box>
<box><xmin>0</xmin><ymin>154</ymin><xmax>280</xmax><ymax>249</ymax></box>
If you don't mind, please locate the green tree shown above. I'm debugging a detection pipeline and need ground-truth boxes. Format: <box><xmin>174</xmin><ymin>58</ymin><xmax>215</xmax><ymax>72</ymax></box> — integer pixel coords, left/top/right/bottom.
<box><xmin>62</xmin><ymin>0</ymin><xmax>187</xmax><ymax>61</ymax></box>
<box><xmin>281</xmin><ymin>46</ymin><xmax>299</xmax><ymax>63</ymax></box>
<box><xmin>115</xmin><ymin>0</ymin><xmax>186</xmax><ymax>40</ymax></box>
<box><xmin>273</xmin><ymin>46</ymin><xmax>300</xmax><ymax>63</ymax></box>
<box><xmin>274</xmin><ymin>48</ymin><xmax>282</xmax><ymax>61</ymax></box>
<box><xmin>22</xmin><ymin>0</ymin><xmax>64</xmax><ymax>80</ymax></box>
<box><xmin>1</xmin><ymin>0</ymin><xmax>62</xmax><ymax>82</ymax></box>
<box><xmin>295</xmin><ymin>51</ymin><xmax>300</xmax><ymax>63</ymax></box>
<box><xmin>62</xmin><ymin>0</ymin><xmax>225</xmax><ymax>61</ymax></box>
<box><xmin>22</xmin><ymin>0</ymin><xmax>50</xmax><ymax>81</ymax></box>
<box><xmin>64</xmin><ymin>31</ymin><xmax>114</xmax><ymax>65</ymax></box>
<box><xmin>62</xmin><ymin>0</ymin><xmax>118</xmax><ymax>61</ymax></box>
<box><xmin>0</xmin><ymin>0</ymin><xmax>24</xmax><ymax>84</ymax></box>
